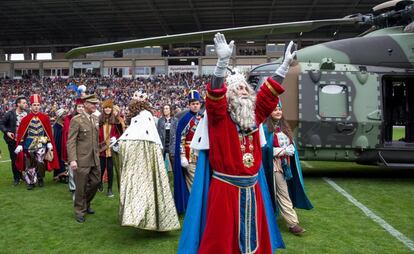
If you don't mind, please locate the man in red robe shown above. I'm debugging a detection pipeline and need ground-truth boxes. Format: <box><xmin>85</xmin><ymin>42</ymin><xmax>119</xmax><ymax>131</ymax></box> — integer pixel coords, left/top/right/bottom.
<box><xmin>15</xmin><ymin>94</ymin><xmax>59</xmax><ymax>190</ymax></box>
<box><xmin>62</xmin><ymin>98</ymin><xmax>84</xmax><ymax>163</ymax></box>
<box><xmin>198</xmin><ymin>33</ymin><xmax>296</xmax><ymax>253</ymax></box>
<box><xmin>62</xmin><ymin>98</ymin><xmax>84</xmax><ymax>197</ymax></box>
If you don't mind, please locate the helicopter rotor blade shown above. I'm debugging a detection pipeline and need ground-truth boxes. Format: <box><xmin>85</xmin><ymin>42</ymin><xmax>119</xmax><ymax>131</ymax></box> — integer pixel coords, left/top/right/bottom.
<box><xmin>65</xmin><ymin>17</ymin><xmax>360</xmax><ymax>59</ymax></box>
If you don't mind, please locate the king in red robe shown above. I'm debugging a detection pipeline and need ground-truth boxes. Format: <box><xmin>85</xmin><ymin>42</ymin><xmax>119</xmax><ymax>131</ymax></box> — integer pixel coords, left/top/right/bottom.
<box><xmin>195</xmin><ymin>33</ymin><xmax>296</xmax><ymax>253</ymax></box>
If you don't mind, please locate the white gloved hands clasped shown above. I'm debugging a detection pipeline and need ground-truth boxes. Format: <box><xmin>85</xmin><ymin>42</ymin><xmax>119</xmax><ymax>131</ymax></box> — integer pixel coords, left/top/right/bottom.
<box><xmin>275</xmin><ymin>41</ymin><xmax>297</xmax><ymax>78</ymax></box>
<box><xmin>14</xmin><ymin>145</ymin><xmax>23</xmax><ymax>154</ymax></box>
<box><xmin>110</xmin><ymin>137</ymin><xmax>119</xmax><ymax>152</ymax></box>
<box><xmin>181</xmin><ymin>156</ymin><xmax>189</xmax><ymax>168</ymax></box>
<box><xmin>285</xmin><ymin>144</ymin><xmax>295</xmax><ymax>156</ymax></box>
<box><xmin>273</xmin><ymin>144</ymin><xmax>295</xmax><ymax>157</ymax></box>
<box><xmin>46</xmin><ymin>143</ymin><xmax>53</xmax><ymax>150</ymax></box>
<box><xmin>213</xmin><ymin>33</ymin><xmax>235</xmax><ymax>77</ymax></box>
<box><xmin>273</xmin><ymin>147</ymin><xmax>286</xmax><ymax>157</ymax></box>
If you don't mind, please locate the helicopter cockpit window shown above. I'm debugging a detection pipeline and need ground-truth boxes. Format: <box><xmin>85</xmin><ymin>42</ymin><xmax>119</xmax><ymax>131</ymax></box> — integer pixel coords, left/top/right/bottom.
<box><xmin>248</xmin><ymin>75</ymin><xmax>267</xmax><ymax>92</ymax></box>
<box><xmin>318</xmin><ymin>85</ymin><xmax>348</xmax><ymax>118</ymax></box>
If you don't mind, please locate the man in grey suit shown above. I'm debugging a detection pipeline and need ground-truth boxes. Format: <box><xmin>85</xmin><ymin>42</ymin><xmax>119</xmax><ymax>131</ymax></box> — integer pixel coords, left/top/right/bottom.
<box><xmin>67</xmin><ymin>94</ymin><xmax>100</xmax><ymax>223</ymax></box>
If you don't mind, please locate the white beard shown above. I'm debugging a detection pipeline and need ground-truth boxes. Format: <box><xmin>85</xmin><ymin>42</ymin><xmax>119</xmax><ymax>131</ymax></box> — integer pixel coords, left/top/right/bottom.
<box><xmin>228</xmin><ymin>94</ymin><xmax>256</xmax><ymax>131</ymax></box>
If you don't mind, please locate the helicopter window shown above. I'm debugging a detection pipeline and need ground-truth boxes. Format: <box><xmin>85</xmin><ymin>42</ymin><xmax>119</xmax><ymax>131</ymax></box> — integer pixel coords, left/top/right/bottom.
<box><xmin>318</xmin><ymin>85</ymin><xmax>348</xmax><ymax>118</ymax></box>
<box><xmin>248</xmin><ymin>75</ymin><xmax>267</xmax><ymax>92</ymax></box>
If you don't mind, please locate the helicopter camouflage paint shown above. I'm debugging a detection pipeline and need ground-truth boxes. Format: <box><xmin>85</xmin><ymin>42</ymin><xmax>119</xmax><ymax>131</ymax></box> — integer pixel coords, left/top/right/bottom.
<box><xmin>248</xmin><ymin>3</ymin><xmax>414</xmax><ymax>167</ymax></box>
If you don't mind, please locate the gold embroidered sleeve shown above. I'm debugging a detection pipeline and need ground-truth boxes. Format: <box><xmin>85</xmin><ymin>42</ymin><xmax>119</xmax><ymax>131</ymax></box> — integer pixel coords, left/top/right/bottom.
<box><xmin>265</xmin><ymin>81</ymin><xmax>279</xmax><ymax>97</ymax></box>
<box><xmin>206</xmin><ymin>92</ymin><xmax>224</xmax><ymax>101</ymax></box>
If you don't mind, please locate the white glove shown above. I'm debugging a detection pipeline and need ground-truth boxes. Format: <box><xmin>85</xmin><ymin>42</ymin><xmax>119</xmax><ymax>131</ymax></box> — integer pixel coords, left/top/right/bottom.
<box><xmin>14</xmin><ymin>145</ymin><xmax>23</xmax><ymax>154</ymax></box>
<box><xmin>70</xmin><ymin>161</ymin><xmax>78</xmax><ymax>171</ymax></box>
<box><xmin>213</xmin><ymin>33</ymin><xmax>235</xmax><ymax>77</ymax></box>
<box><xmin>46</xmin><ymin>143</ymin><xmax>53</xmax><ymax>150</ymax></box>
<box><xmin>109</xmin><ymin>137</ymin><xmax>119</xmax><ymax>149</ymax></box>
<box><xmin>181</xmin><ymin>156</ymin><xmax>189</xmax><ymax>168</ymax></box>
<box><xmin>273</xmin><ymin>147</ymin><xmax>286</xmax><ymax>157</ymax></box>
<box><xmin>275</xmin><ymin>41</ymin><xmax>297</xmax><ymax>78</ymax></box>
<box><xmin>112</xmin><ymin>143</ymin><xmax>120</xmax><ymax>153</ymax></box>
<box><xmin>285</xmin><ymin>144</ymin><xmax>295</xmax><ymax>156</ymax></box>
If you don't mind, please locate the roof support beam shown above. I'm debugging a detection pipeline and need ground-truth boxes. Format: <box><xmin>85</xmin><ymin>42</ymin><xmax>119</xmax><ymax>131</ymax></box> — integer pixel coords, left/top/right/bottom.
<box><xmin>305</xmin><ymin>0</ymin><xmax>319</xmax><ymax>20</ymax></box>
<box><xmin>230</xmin><ymin>0</ymin><xmax>235</xmax><ymax>27</ymax></box>
<box><xmin>65</xmin><ymin>0</ymin><xmax>105</xmax><ymax>39</ymax></box>
<box><xmin>188</xmin><ymin>0</ymin><xmax>202</xmax><ymax>31</ymax></box>
<box><xmin>0</xmin><ymin>3</ymin><xmax>52</xmax><ymax>45</ymax></box>
<box><xmin>145</xmin><ymin>0</ymin><xmax>171</xmax><ymax>35</ymax></box>
<box><xmin>28</xmin><ymin>0</ymin><xmax>68</xmax><ymax>39</ymax></box>
<box><xmin>105</xmin><ymin>0</ymin><xmax>145</xmax><ymax>37</ymax></box>
<box><xmin>268</xmin><ymin>0</ymin><xmax>278</xmax><ymax>23</ymax></box>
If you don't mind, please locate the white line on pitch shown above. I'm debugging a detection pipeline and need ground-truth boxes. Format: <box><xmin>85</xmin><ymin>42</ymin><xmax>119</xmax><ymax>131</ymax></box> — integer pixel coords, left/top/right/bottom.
<box><xmin>301</xmin><ymin>161</ymin><xmax>313</xmax><ymax>168</ymax></box>
<box><xmin>0</xmin><ymin>159</ymin><xmax>11</xmax><ymax>163</ymax></box>
<box><xmin>323</xmin><ymin>177</ymin><xmax>414</xmax><ymax>252</ymax></box>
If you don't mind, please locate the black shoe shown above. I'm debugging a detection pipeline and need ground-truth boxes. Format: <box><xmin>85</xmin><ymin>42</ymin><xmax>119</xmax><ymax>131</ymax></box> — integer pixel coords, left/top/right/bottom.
<box><xmin>59</xmin><ymin>176</ymin><xmax>67</xmax><ymax>183</ymax></box>
<box><xmin>76</xmin><ymin>216</ymin><xmax>85</xmax><ymax>223</ymax></box>
<box><xmin>27</xmin><ymin>184</ymin><xmax>34</xmax><ymax>190</ymax></box>
<box><xmin>107</xmin><ymin>189</ymin><xmax>114</xmax><ymax>198</ymax></box>
<box><xmin>86</xmin><ymin>207</ymin><xmax>95</xmax><ymax>215</ymax></box>
<box><xmin>13</xmin><ymin>180</ymin><xmax>20</xmax><ymax>186</ymax></box>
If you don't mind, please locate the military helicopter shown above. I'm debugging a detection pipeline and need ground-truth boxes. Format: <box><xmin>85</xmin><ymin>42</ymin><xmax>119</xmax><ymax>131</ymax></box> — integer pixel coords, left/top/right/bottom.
<box><xmin>248</xmin><ymin>0</ymin><xmax>414</xmax><ymax>168</ymax></box>
<box><xmin>65</xmin><ymin>0</ymin><xmax>414</xmax><ymax>168</ymax></box>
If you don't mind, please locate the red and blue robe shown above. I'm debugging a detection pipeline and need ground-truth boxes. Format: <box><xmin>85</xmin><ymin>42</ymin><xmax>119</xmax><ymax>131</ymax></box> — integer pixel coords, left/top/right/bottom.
<box><xmin>262</xmin><ymin>124</ymin><xmax>313</xmax><ymax>213</ymax></box>
<box><xmin>182</xmin><ymin>77</ymin><xmax>285</xmax><ymax>254</ymax></box>
<box><xmin>173</xmin><ymin>110</ymin><xmax>202</xmax><ymax>214</ymax></box>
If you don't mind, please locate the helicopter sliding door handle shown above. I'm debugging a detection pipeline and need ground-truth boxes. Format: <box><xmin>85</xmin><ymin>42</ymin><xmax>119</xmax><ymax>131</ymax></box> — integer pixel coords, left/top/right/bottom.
<box><xmin>336</xmin><ymin>122</ymin><xmax>354</xmax><ymax>132</ymax></box>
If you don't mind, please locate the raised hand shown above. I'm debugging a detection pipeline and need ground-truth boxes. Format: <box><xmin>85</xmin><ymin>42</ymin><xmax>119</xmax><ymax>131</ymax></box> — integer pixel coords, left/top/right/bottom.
<box><xmin>213</xmin><ymin>33</ymin><xmax>235</xmax><ymax>77</ymax></box>
<box><xmin>214</xmin><ymin>33</ymin><xmax>234</xmax><ymax>62</ymax></box>
<box><xmin>275</xmin><ymin>41</ymin><xmax>297</xmax><ymax>78</ymax></box>
<box><xmin>283</xmin><ymin>41</ymin><xmax>297</xmax><ymax>66</ymax></box>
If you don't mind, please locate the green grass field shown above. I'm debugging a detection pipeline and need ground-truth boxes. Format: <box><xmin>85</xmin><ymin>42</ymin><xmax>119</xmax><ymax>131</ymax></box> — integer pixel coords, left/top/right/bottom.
<box><xmin>0</xmin><ymin>129</ymin><xmax>413</xmax><ymax>254</ymax></box>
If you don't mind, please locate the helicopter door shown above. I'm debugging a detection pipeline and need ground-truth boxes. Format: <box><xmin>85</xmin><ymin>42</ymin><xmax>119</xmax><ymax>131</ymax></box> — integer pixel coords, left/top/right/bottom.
<box><xmin>382</xmin><ymin>75</ymin><xmax>414</xmax><ymax>144</ymax></box>
<box><xmin>297</xmin><ymin>70</ymin><xmax>381</xmax><ymax>153</ymax></box>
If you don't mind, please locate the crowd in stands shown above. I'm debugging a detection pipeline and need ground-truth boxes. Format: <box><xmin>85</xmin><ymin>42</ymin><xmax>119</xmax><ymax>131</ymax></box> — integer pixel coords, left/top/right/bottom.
<box><xmin>161</xmin><ymin>48</ymin><xmax>266</xmax><ymax>56</ymax></box>
<box><xmin>0</xmin><ymin>73</ymin><xmax>209</xmax><ymax>119</ymax></box>
<box><xmin>162</xmin><ymin>48</ymin><xmax>202</xmax><ymax>57</ymax></box>
<box><xmin>238</xmin><ymin>48</ymin><xmax>266</xmax><ymax>56</ymax></box>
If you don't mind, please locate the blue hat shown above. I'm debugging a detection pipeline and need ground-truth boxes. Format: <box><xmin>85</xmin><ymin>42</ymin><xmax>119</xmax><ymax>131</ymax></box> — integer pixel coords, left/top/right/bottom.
<box><xmin>188</xmin><ymin>90</ymin><xmax>201</xmax><ymax>102</ymax></box>
<box><xmin>277</xmin><ymin>99</ymin><xmax>282</xmax><ymax>108</ymax></box>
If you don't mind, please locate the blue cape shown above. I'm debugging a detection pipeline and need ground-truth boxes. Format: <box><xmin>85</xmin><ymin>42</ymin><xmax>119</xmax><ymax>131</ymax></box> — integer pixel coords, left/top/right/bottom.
<box><xmin>177</xmin><ymin>150</ymin><xmax>285</xmax><ymax>253</ymax></box>
<box><xmin>173</xmin><ymin>111</ymin><xmax>195</xmax><ymax>214</ymax></box>
<box><xmin>262</xmin><ymin>124</ymin><xmax>313</xmax><ymax>211</ymax></box>
<box><xmin>52</xmin><ymin>123</ymin><xmax>66</xmax><ymax>176</ymax></box>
